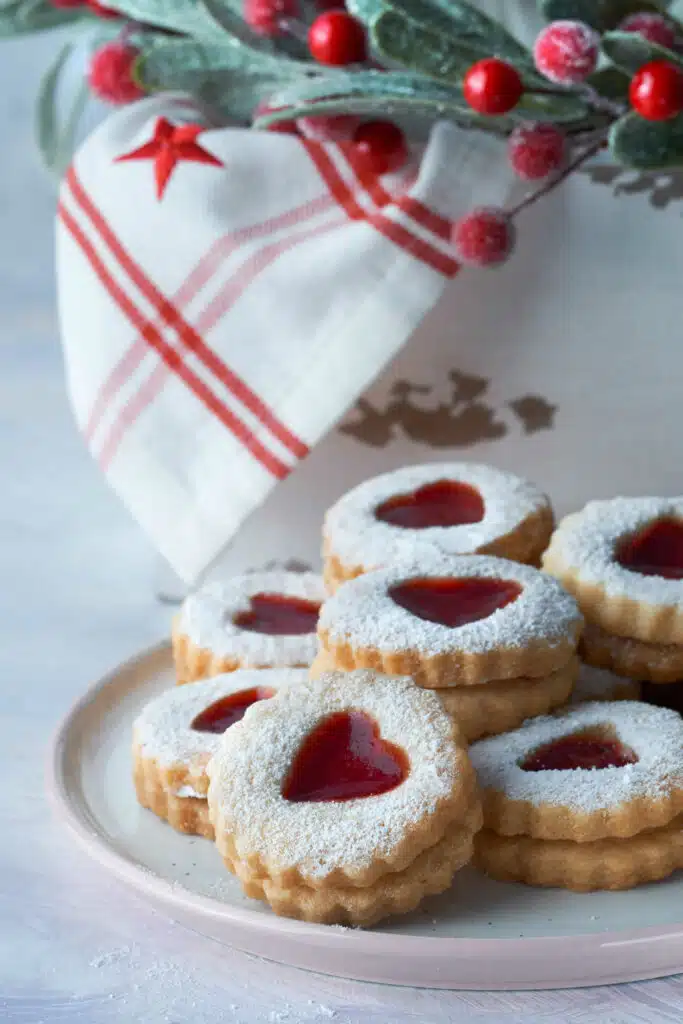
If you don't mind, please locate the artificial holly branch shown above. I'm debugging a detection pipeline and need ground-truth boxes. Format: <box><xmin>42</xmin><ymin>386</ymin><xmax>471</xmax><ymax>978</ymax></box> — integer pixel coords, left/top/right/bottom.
<box><xmin>5</xmin><ymin>0</ymin><xmax>683</xmax><ymax>265</ymax></box>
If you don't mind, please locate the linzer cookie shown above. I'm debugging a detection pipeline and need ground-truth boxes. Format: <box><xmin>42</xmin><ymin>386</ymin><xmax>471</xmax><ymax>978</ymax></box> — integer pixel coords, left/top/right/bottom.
<box><xmin>543</xmin><ymin>498</ymin><xmax>683</xmax><ymax>683</ymax></box>
<box><xmin>322</xmin><ymin>463</ymin><xmax>554</xmax><ymax>593</ymax></box>
<box><xmin>470</xmin><ymin>702</ymin><xmax>683</xmax><ymax>890</ymax></box>
<box><xmin>315</xmin><ymin>554</ymin><xmax>582</xmax><ymax>687</ymax></box>
<box><xmin>207</xmin><ymin>671</ymin><xmax>482</xmax><ymax>926</ymax></box>
<box><xmin>173</xmin><ymin>571</ymin><xmax>325</xmax><ymax>684</ymax></box>
<box><xmin>133</xmin><ymin>669</ymin><xmax>307</xmax><ymax>837</ymax></box>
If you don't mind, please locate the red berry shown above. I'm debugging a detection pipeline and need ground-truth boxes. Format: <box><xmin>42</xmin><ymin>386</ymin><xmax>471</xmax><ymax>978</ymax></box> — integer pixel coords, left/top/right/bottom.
<box><xmin>86</xmin><ymin>0</ymin><xmax>119</xmax><ymax>16</ymax></box>
<box><xmin>352</xmin><ymin>121</ymin><xmax>407</xmax><ymax>174</ymax></box>
<box><xmin>88</xmin><ymin>42</ymin><xmax>144</xmax><ymax>105</ymax></box>
<box><xmin>630</xmin><ymin>60</ymin><xmax>683</xmax><ymax>120</ymax></box>
<box><xmin>463</xmin><ymin>58</ymin><xmax>524</xmax><ymax>115</ymax></box>
<box><xmin>508</xmin><ymin>122</ymin><xmax>566</xmax><ymax>181</ymax></box>
<box><xmin>534</xmin><ymin>20</ymin><xmax>599</xmax><ymax>84</ymax></box>
<box><xmin>244</xmin><ymin>0</ymin><xmax>296</xmax><ymax>35</ymax></box>
<box><xmin>620</xmin><ymin>12</ymin><xmax>677</xmax><ymax>50</ymax></box>
<box><xmin>308</xmin><ymin>11</ymin><xmax>366</xmax><ymax>66</ymax></box>
<box><xmin>297</xmin><ymin>114</ymin><xmax>360</xmax><ymax>141</ymax></box>
<box><xmin>452</xmin><ymin>208</ymin><xmax>515</xmax><ymax>268</ymax></box>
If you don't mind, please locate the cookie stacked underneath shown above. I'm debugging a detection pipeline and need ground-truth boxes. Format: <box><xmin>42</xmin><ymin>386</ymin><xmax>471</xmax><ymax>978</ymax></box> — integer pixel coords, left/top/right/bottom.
<box><xmin>314</xmin><ymin>554</ymin><xmax>583</xmax><ymax>741</ymax></box>
<box><xmin>544</xmin><ymin>498</ymin><xmax>683</xmax><ymax>687</ymax></box>
<box><xmin>471</xmin><ymin>702</ymin><xmax>683</xmax><ymax>891</ymax></box>
<box><xmin>207</xmin><ymin>671</ymin><xmax>482</xmax><ymax>926</ymax></box>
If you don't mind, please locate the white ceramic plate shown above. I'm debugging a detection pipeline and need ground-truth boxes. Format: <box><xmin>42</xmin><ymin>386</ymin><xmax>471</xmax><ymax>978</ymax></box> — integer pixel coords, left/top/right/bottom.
<box><xmin>49</xmin><ymin>643</ymin><xmax>683</xmax><ymax>990</ymax></box>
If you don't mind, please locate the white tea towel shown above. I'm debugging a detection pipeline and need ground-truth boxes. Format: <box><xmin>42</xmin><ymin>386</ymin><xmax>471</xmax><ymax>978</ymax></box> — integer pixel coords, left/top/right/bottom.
<box><xmin>57</xmin><ymin>93</ymin><xmax>512</xmax><ymax>583</ymax></box>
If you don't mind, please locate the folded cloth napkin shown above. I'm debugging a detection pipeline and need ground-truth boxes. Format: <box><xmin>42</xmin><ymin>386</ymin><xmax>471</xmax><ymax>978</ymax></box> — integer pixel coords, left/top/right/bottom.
<box><xmin>56</xmin><ymin>92</ymin><xmax>513</xmax><ymax>584</ymax></box>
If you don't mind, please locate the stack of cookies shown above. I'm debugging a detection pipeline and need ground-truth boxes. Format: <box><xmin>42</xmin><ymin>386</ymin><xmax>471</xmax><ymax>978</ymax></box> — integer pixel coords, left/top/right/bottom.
<box><xmin>314</xmin><ymin>552</ymin><xmax>583</xmax><ymax>741</ymax></box>
<box><xmin>471</xmin><ymin>701</ymin><xmax>683</xmax><ymax>891</ymax></box>
<box><xmin>130</xmin><ymin>462</ymin><xmax>683</xmax><ymax>927</ymax></box>
<box><xmin>207</xmin><ymin>671</ymin><xmax>482</xmax><ymax>926</ymax></box>
<box><xmin>544</xmin><ymin>498</ymin><xmax>683</xmax><ymax>690</ymax></box>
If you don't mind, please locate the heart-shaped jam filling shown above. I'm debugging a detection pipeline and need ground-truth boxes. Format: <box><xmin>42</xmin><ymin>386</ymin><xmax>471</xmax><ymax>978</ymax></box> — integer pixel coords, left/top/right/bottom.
<box><xmin>191</xmin><ymin>686</ymin><xmax>276</xmax><ymax>733</ymax></box>
<box><xmin>389</xmin><ymin>576</ymin><xmax>521</xmax><ymax>628</ymax></box>
<box><xmin>233</xmin><ymin>593</ymin><xmax>320</xmax><ymax>635</ymax></box>
<box><xmin>521</xmin><ymin>728</ymin><xmax>637</xmax><ymax>772</ymax></box>
<box><xmin>615</xmin><ymin>517</ymin><xmax>683</xmax><ymax>580</ymax></box>
<box><xmin>375</xmin><ymin>480</ymin><xmax>485</xmax><ymax>529</ymax></box>
<box><xmin>282</xmin><ymin>711</ymin><xmax>409</xmax><ymax>803</ymax></box>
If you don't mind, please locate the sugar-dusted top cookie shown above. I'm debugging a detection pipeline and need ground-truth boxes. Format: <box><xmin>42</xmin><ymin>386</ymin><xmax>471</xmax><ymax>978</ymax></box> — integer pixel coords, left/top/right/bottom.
<box><xmin>543</xmin><ymin>497</ymin><xmax>683</xmax><ymax>644</ymax></box>
<box><xmin>317</xmin><ymin>553</ymin><xmax>582</xmax><ymax>687</ymax></box>
<box><xmin>470</xmin><ymin>700</ymin><xmax>683</xmax><ymax>841</ymax></box>
<box><xmin>208</xmin><ymin>670</ymin><xmax>480</xmax><ymax>888</ymax></box>
<box><xmin>174</xmin><ymin>571</ymin><xmax>326</xmax><ymax>683</ymax></box>
<box><xmin>134</xmin><ymin>668</ymin><xmax>308</xmax><ymax>797</ymax></box>
<box><xmin>323</xmin><ymin>462</ymin><xmax>553</xmax><ymax>592</ymax></box>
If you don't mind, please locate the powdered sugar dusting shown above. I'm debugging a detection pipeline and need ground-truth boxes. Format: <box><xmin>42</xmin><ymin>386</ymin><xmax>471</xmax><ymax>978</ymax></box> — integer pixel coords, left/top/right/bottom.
<box><xmin>133</xmin><ymin>669</ymin><xmax>308</xmax><ymax>782</ymax></box>
<box><xmin>207</xmin><ymin>671</ymin><xmax>463</xmax><ymax>878</ymax></box>
<box><xmin>324</xmin><ymin>463</ymin><xmax>550</xmax><ymax>570</ymax></box>
<box><xmin>319</xmin><ymin>554</ymin><xmax>581</xmax><ymax>657</ymax></box>
<box><xmin>175</xmin><ymin>785</ymin><xmax>204</xmax><ymax>798</ymax></box>
<box><xmin>470</xmin><ymin>701</ymin><xmax>683</xmax><ymax>814</ymax></box>
<box><xmin>179</xmin><ymin>571</ymin><xmax>325</xmax><ymax>666</ymax></box>
<box><xmin>571</xmin><ymin>663</ymin><xmax>635</xmax><ymax>704</ymax></box>
<box><xmin>544</xmin><ymin>497</ymin><xmax>683</xmax><ymax>607</ymax></box>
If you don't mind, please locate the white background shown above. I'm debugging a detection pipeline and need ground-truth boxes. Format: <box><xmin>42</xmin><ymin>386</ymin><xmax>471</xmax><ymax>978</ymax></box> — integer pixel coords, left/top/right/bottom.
<box><xmin>5</xmin><ymin>25</ymin><xmax>683</xmax><ymax>1024</ymax></box>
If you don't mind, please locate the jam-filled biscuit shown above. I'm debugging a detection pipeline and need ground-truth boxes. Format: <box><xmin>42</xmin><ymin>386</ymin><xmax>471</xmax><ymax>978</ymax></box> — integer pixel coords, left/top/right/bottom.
<box><xmin>207</xmin><ymin>671</ymin><xmax>481</xmax><ymax>925</ymax></box>
<box><xmin>173</xmin><ymin>571</ymin><xmax>325</xmax><ymax>684</ymax></box>
<box><xmin>470</xmin><ymin>701</ymin><xmax>683</xmax><ymax>890</ymax></box>
<box><xmin>133</xmin><ymin>669</ymin><xmax>306</xmax><ymax>837</ymax></box>
<box><xmin>543</xmin><ymin>498</ymin><xmax>683</xmax><ymax>646</ymax></box>
<box><xmin>323</xmin><ymin>463</ymin><xmax>554</xmax><ymax>593</ymax></box>
<box><xmin>315</xmin><ymin>554</ymin><xmax>582</xmax><ymax>687</ymax></box>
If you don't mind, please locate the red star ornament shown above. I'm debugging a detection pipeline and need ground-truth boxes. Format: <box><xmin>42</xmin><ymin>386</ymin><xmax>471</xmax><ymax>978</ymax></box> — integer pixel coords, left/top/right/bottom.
<box><xmin>116</xmin><ymin>117</ymin><xmax>224</xmax><ymax>199</ymax></box>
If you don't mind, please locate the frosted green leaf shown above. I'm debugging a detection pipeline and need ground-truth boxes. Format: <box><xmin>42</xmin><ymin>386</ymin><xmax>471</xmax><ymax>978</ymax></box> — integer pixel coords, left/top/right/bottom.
<box><xmin>609</xmin><ymin>110</ymin><xmax>683</xmax><ymax>168</ymax></box>
<box><xmin>136</xmin><ymin>38</ymin><xmax>309</xmax><ymax>91</ymax></box>
<box><xmin>371</xmin><ymin>9</ymin><xmax>487</xmax><ymax>83</ymax></box>
<box><xmin>0</xmin><ymin>0</ymin><xmax>90</xmax><ymax>36</ymax></box>
<box><xmin>538</xmin><ymin>0</ymin><xmax>605</xmax><ymax>29</ymax></box>
<box><xmin>347</xmin><ymin>0</ymin><xmax>386</xmax><ymax>23</ymax></box>
<box><xmin>601</xmin><ymin>30</ymin><xmax>683</xmax><ymax>75</ymax></box>
<box><xmin>101</xmin><ymin>0</ymin><xmax>219</xmax><ymax>38</ymax></box>
<box><xmin>539</xmin><ymin>0</ymin><xmax>668</xmax><ymax>30</ymax></box>
<box><xmin>254</xmin><ymin>93</ymin><xmax>513</xmax><ymax>132</ymax></box>
<box><xmin>36</xmin><ymin>42</ymin><xmax>71</xmax><ymax>171</ymax></box>
<box><xmin>200</xmin><ymin>0</ymin><xmax>310</xmax><ymax>59</ymax></box>
<box><xmin>388</xmin><ymin>0</ymin><xmax>533</xmax><ymax>67</ymax></box>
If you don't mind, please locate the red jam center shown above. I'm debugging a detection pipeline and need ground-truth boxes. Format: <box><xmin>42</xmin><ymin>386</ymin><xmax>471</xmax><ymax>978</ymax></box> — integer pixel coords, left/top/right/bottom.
<box><xmin>375</xmin><ymin>480</ymin><xmax>485</xmax><ymax>529</ymax></box>
<box><xmin>389</xmin><ymin>576</ymin><xmax>521</xmax><ymax>628</ymax></box>
<box><xmin>521</xmin><ymin>730</ymin><xmax>637</xmax><ymax>772</ymax></box>
<box><xmin>282</xmin><ymin>711</ymin><xmax>409</xmax><ymax>803</ymax></box>
<box><xmin>233</xmin><ymin>593</ymin><xmax>320</xmax><ymax>636</ymax></box>
<box><xmin>191</xmin><ymin>686</ymin><xmax>276</xmax><ymax>733</ymax></box>
<box><xmin>615</xmin><ymin>518</ymin><xmax>683</xmax><ymax>580</ymax></box>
